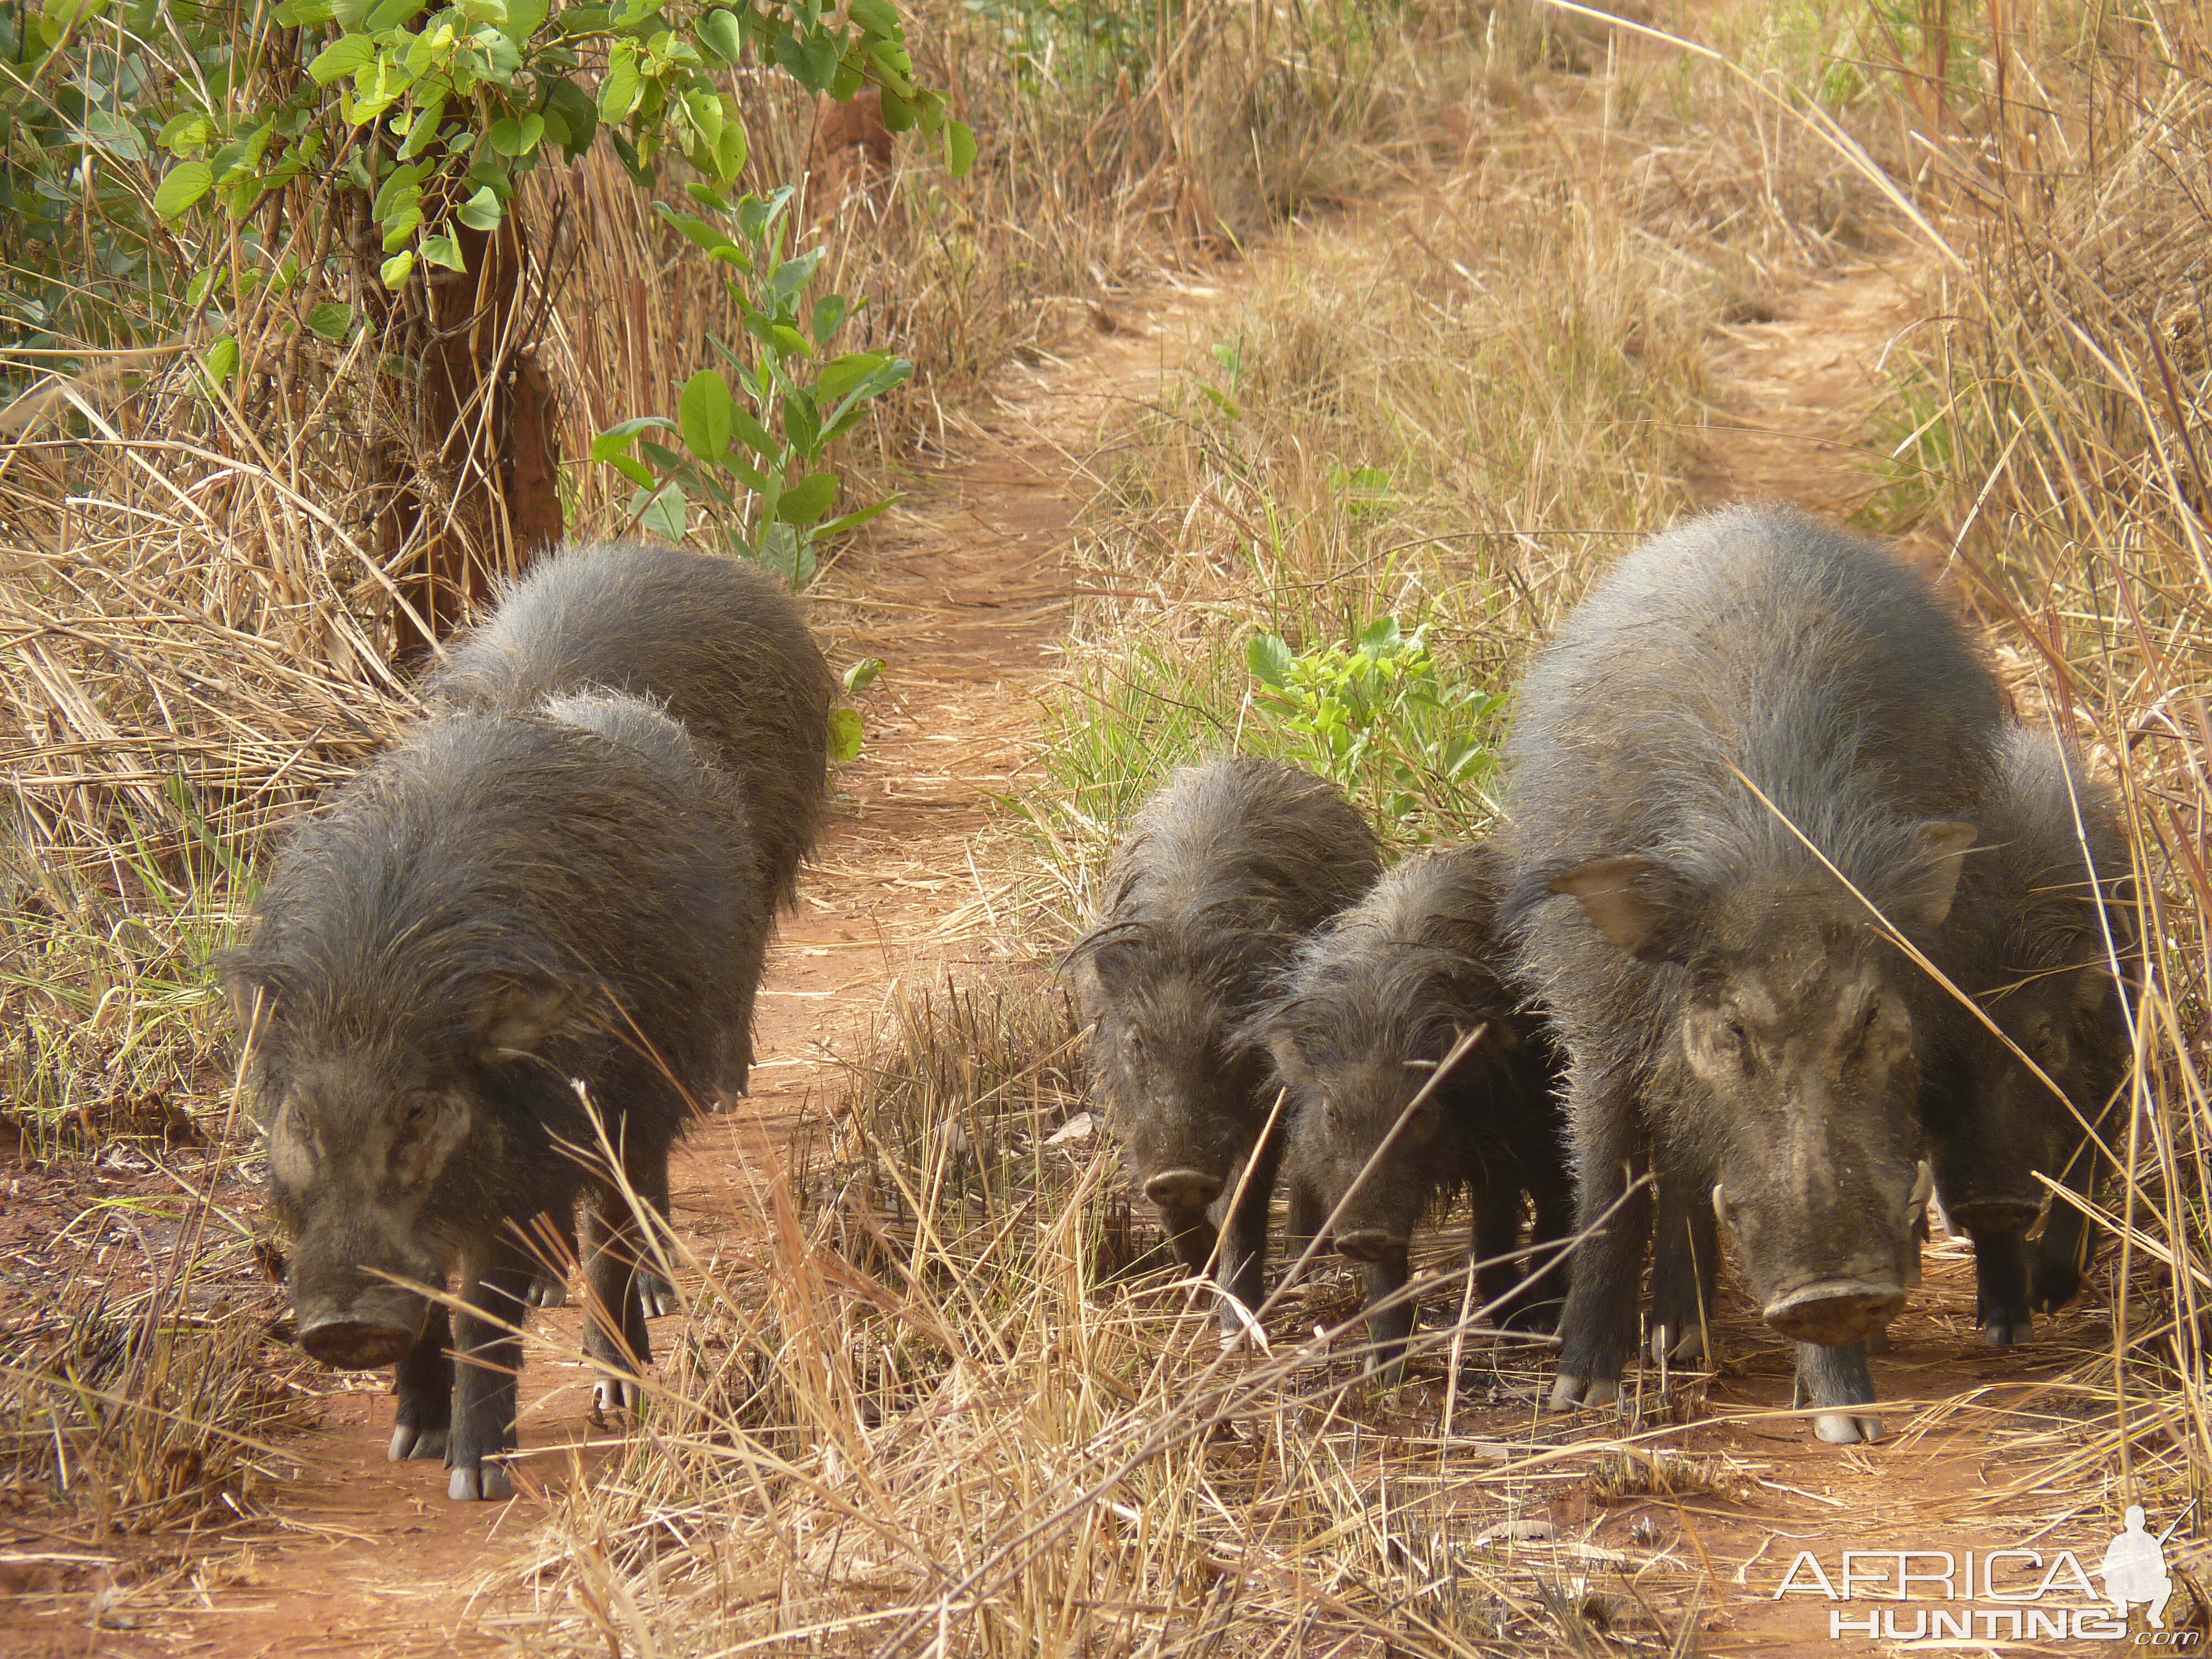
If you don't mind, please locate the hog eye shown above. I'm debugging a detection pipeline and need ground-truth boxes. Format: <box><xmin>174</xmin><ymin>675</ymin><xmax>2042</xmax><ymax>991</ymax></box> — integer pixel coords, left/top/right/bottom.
<box><xmin>1320</xmin><ymin>1096</ymin><xmax>1340</xmax><ymax>1127</ymax></box>
<box><xmin>2031</xmin><ymin>1022</ymin><xmax>2059</xmax><ymax>1060</ymax></box>
<box><xmin>400</xmin><ymin>1096</ymin><xmax>437</xmax><ymax>1131</ymax></box>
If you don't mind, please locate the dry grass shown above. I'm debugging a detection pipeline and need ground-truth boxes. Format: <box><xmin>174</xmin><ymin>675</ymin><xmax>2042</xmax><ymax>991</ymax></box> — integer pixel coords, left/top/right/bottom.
<box><xmin>476</xmin><ymin>973</ymin><xmax>1725</xmax><ymax>1658</ymax></box>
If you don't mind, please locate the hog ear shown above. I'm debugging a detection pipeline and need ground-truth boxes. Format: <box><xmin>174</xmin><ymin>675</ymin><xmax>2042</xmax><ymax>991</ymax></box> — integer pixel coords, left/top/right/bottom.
<box><xmin>216</xmin><ymin>951</ymin><xmax>284</xmax><ymax>1043</ymax></box>
<box><xmin>1550</xmin><ymin>856</ymin><xmax>1692</xmax><ymax>960</ymax></box>
<box><xmin>473</xmin><ymin>977</ymin><xmax>575</xmax><ymax>1058</ymax></box>
<box><xmin>1893</xmin><ymin>820</ymin><xmax>1978</xmax><ymax>931</ymax></box>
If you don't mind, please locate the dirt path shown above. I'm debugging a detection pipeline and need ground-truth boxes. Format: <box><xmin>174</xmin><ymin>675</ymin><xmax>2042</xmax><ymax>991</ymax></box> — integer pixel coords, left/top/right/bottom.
<box><xmin>1688</xmin><ymin>243</ymin><xmax>1925</xmax><ymax>522</ymax></box>
<box><xmin>33</xmin><ymin>280</ymin><xmax>1240</xmax><ymax>1659</ymax></box>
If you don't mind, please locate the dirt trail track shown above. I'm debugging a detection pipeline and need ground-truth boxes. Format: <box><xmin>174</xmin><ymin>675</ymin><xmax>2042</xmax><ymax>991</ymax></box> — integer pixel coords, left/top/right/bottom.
<box><xmin>35</xmin><ymin>234</ymin><xmax>2121</xmax><ymax>1659</ymax></box>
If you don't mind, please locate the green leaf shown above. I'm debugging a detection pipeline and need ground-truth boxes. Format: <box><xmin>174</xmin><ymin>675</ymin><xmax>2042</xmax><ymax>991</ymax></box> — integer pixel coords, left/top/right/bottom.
<box><xmin>776</xmin><ymin>472</ymin><xmax>838</xmax><ymax>525</ymax></box>
<box><xmin>394</xmin><ymin>97</ymin><xmax>447</xmax><ymax>160</ymax></box>
<box><xmin>364</xmin><ymin>0</ymin><xmax>425</xmax><ymax>26</ymax></box>
<box><xmin>810</xmin><ymin>294</ymin><xmax>849</xmax><ymax>347</ymax></box>
<box><xmin>1247</xmin><ymin>633</ymin><xmax>1294</xmax><ymax>690</ymax></box>
<box><xmin>697</xmin><ymin>6</ymin><xmax>742</xmax><ymax>62</ymax></box>
<box><xmin>639</xmin><ymin>479</ymin><xmax>686</xmax><ymax>541</ymax></box>
<box><xmin>153</xmin><ymin>161</ymin><xmax>215</xmax><ymax>221</ymax></box>
<box><xmin>598</xmin><ymin>39</ymin><xmax>641</xmax><ymax>121</ymax></box>
<box><xmin>503</xmin><ymin>0</ymin><xmax>547</xmax><ymax>41</ymax></box>
<box><xmin>1199</xmin><ymin>384</ymin><xmax>1241</xmax><ymax>421</ymax></box>
<box><xmin>156</xmin><ymin>112</ymin><xmax>216</xmax><ymax>157</ymax></box>
<box><xmin>200</xmin><ymin>335</ymin><xmax>239</xmax><ymax>394</ymax></box>
<box><xmin>877</xmin><ymin>87</ymin><xmax>914</xmax><ymax>132</ymax></box>
<box><xmin>945</xmin><ymin>119</ymin><xmax>975</xmax><ymax>178</ymax></box>
<box><xmin>848</xmin><ymin>0</ymin><xmax>899</xmax><ymax>33</ymax></box>
<box><xmin>826</xmin><ymin>707</ymin><xmax>864</xmax><ymax>764</ymax></box>
<box><xmin>457</xmin><ymin>186</ymin><xmax>504</xmax><ymax>230</ymax></box>
<box><xmin>542</xmin><ymin>76</ymin><xmax>598</xmax><ymax>157</ymax></box>
<box><xmin>304</xmin><ymin>302</ymin><xmax>354</xmax><ymax>340</ymax></box>
<box><xmin>756</xmin><ymin>520</ymin><xmax>814</xmax><ymax>587</ymax></box>
<box><xmin>307</xmin><ymin>33</ymin><xmax>377</xmax><ymax>85</ymax></box>
<box><xmin>371</xmin><ymin>161</ymin><xmax>429</xmax><ymax>221</ymax></box>
<box><xmin>679</xmin><ymin>369</ymin><xmax>734</xmax><ymax>463</ymax></box>
<box><xmin>273</xmin><ymin>0</ymin><xmax>337</xmax><ymax>21</ymax></box>
<box><xmin>816</xmin><ymin>493</ymin><xmax>899</xmax><ymax>538</ymax></box>
<box><xmin>728</xmin><ymin>405</ymin><xmax>776</xmax><ymax>458</ymax></box>
<box><xmin>589</xmin><ymin>416</ymin><xmax>674</xmax><ymax>458</ymax></box>
<box><xmin>380</xmin><ymin>249</ymin><xmax>417</xmax><ymax>288</ymax></box>
<box><xmin>379</xmin><ymin>205</ymin><xmax>422</xmax><ymax>251</ymax></box>
<box><xmin>605</xmin><ymin>453</ymin><xmax>655</xmax><ymax>489</ymax></box>
<box><xmin>842</xmin><ymin>656</ymin><xmax>884</xmax><ymax>693</ymax></box>
<box><xmin>420</xmin><ymin>233</ymin><xmax>466</xmax><ymax>271</ymax></box>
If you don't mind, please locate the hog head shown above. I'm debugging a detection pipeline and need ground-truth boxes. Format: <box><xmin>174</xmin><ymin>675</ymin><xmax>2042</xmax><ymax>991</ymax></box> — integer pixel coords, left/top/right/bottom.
<box><xmin>1550</xmin><ymin>819</ymin><xmax>1971</xmax><ymax>1348</ymax></box>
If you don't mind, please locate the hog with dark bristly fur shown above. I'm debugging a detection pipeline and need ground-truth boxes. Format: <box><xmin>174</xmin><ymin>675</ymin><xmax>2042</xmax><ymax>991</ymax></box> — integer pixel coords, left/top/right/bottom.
<box><xmin>227</xmin><ymin>545</ymin><xmax>830</xmax><ymax>1501</ymax></box>
<box><xmin>1503</xmin><ymin>504</ymin><xmax>2005</xmax><ymax>1444</ymax></box>
<box><xmin>1255</xmin><ymin>843</ymin><xmax>1572</xmax><ymax>1381</ymax></box>
<box><xmin>1923</xmin><ymin>725</ymin><xmax>2136</xmax><ymax>1347</ymax></box>
<box><xmin>1068</xmin><ymin>757</ymin><xmax>1384</xmax><ymax>1333</ymax></box>
<box><xmin>225</xmin><ymin>699</ymin><xmax>767</xmax><ymax>1499</ymax></box>
<box><xmin>428</xmin><ymin>540</ymin><xmax>834</xmax><ymax>920</ymax></box>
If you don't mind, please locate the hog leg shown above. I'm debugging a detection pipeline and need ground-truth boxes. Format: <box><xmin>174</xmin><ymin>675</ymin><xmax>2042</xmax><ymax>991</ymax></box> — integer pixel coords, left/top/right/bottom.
<box><xmin>1647</xmin><ymin>1165</ymin><xmax>1718</xmax><ymax>1365</ymax></box>
<box><xmin>1156</xmin><ymin>1199</ymin><xmax>1222</xmax><ymax>1287</ymax></box>
<box><xmin>1284</xmin><ymin>1178</ymin><xmax>1327</xmax><ymax>1276</ymax></box>
<box><xmin>1549</xmin><ymin>1077</ymin><xmax>1650</xmax><ymax>1412</ymax></box>
<box><xmin>447</xmin><ymin>1241</ymin><xmax>533</xmax><ymax>1501</ymax></box>
<box><xmin>2026</xmin><ymin>1138</ymin><xmax>2102</xmax><ymax>1313</ymax></box>
<box><xmin>1792</xmin><ymin>1340</ymin><xmax>1883</xmax><ymax>1444</ymax></box>
<box><xmin>1520</xmin><ymin>1168</ymin><xmax>1576</xmax><ymax>1332</ymax></box>
<box><xmin>389</xmin><ymin>1302</ymin><xmax>453</xmax><ymax>1463</ymax></box>
<box><xmin>1970</xmin><ymin>1229</ymin><xmax>2035</xmax><ymax>1345</ymax></box>
<box><xmin>1363</xmin><ymin>1251</ymin><xmax>1418</xmax><ymax>1385</ymax></box>
<box><xmin>583</xmin><ymin>1156</ymin><xmax>672</xmax><ymax>1415</ymax></box>
<box><xmin>525</xmin><ymin>1205</ymin><xmax>579</xmax><ymax>1310</ymax></box>
<box><xmin>709</xmin><ymin>907</ymin><xmax>769</xmax><ymax>1110</ymax></box>
<box><xmin>1215</xmin><ymin>1131</ymin><xmax>1284</xmax><ymax>1335</ymax></box>
<box><xmin>1472</xmin><ymin>1175</ymin><xmax>1538</xmax><ymax>1327</ymax></box>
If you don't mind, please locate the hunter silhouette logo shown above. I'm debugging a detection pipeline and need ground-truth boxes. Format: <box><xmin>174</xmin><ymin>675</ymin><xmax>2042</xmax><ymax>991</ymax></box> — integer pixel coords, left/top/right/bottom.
<box><xmin>2103</xmin><ymin>1507</ymin><xmax>2179</xmax><ymax>1630</ymax></box>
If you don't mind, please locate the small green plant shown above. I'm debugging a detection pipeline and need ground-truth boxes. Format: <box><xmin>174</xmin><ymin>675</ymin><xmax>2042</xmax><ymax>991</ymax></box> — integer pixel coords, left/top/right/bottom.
<box><xmin>590</xmin><ymin>186</ymin><xmax>910</xmax><ymax>586</ymax></box>
<box><xmin>1246</xmin><ymin>615</ymin><xmax>1505</xmax><ymax>837</ymax></box>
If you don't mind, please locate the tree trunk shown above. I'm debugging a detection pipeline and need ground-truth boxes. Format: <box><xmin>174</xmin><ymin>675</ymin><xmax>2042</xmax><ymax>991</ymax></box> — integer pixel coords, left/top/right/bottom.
<box><xmin>378</xmin><ymin>216</ymin><xmax>564</xmax><ymax>669</ymax></box>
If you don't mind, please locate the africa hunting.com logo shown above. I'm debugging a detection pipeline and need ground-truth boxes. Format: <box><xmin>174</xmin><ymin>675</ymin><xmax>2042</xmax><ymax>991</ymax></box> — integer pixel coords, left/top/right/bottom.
<box><xmin>1770</xmin><ymin>1504</ymin><xmax>2202</xmax><ymax>1644</ymax></box>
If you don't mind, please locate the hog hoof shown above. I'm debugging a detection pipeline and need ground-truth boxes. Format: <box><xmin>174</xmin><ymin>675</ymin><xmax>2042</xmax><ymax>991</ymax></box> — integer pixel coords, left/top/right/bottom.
<box><xmin>637</xmin><ymin>1273</ymin><xmax>678</xmax><ymax>1319</ymax></box>
<box><xmin>1647</xmin><ymin>1323</ymin><xmax>1707</xmax><ymax>1365</ymax></box>
<box><xmin>1813</xmin><ymin>1412</ymin><xmax>1885</xmax><ymax>1444</ymax></box>
<box><xmin>448</xmin><ymin>1462</ymin><xmax>514</xmax><ymax>1502</ymax></box>
<box><xmin>1548</xmin><ymin>1374</ymin><xmax>1620</xmax><ymax>1411</ymax></box>
<box><xmin>1984</xmin><ymin>1318</ymin><xmax>2034</xmax><ymax>1348</ymax></box>
<box><xmin>1864</xmin><ymin>1324</ymin><xmax>1891</xmax><ymax>1356</ymax></box>
<box><xmin>2027</xmin><ymin>1260</ymin><xmax>2081</xmax><ymax>1314</ymax></box>
<box><xmin>526</xmin><ymin>1275</ymin><xmax>568</xmax><ymax>1310</ymax></box>
<box><xmin>595</xmin><ymin>1374</ymin><xmax>645</xmax><ymax>1416</ymax></box>
<box><xmin>389</xmin><ymin>1424</ymin><xmax>448</xmax><ymax>1462</ymax></box>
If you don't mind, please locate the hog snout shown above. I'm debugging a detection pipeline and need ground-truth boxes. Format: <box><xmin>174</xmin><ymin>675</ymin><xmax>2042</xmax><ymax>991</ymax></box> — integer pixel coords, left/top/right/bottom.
<box><xmin>1144</xmin><ymin>1167</ymin><xmax>1224</xmax><ymax>1210</ymax></box>
<box><xmin>298</xmin><ymin>1314</ymin><xmax>417</xmax><ymax>1370</ymax></box>
<box><xmin>1333</xmin><ymin>1228</ymin><xmax>1406</xmax><ymax>1264</ymax></box>
<box><xmin>1718</xmin><ymin>1159</ymin><xmax>1933</xmax><ymax>1344</ymax></box>
<box><xmin>1761</xmin><ymin>1279</ymin><xmax>1907</xmax><ymax>1345</ymax></box>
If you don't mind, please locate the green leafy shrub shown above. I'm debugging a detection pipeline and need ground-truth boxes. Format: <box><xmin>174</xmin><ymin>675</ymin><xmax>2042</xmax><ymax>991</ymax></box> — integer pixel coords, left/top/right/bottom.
<box><xmin>1245</xmin><ymin>616</ymin><xmax>1505</xmax><ymax>838</ymax></box>
<box><xmin>589</xmin><ymin>185</ymin><xmax>909</xmax><ymax>585</ymax></box>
